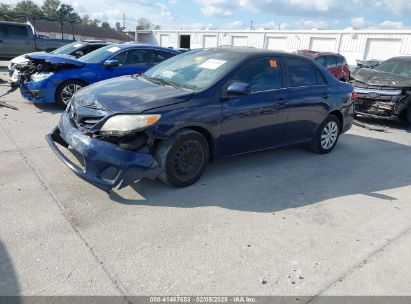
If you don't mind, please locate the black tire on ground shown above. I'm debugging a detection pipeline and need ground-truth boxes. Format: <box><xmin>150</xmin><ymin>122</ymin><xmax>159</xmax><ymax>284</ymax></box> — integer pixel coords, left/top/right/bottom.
<box><xmin>55</xmin><ymin>80</ymin><xmax>86</xmax><ymax>107</ymax></box>
<box><xmin>310</xmin><ymin>114</ymin><xmax>341</xmax><ymax>154</ymax></box>
<box><xmin>407</xmin><ymin>107</ymin><xmax>411</xmax><ymax>125</ymax></box>
<box><xmin>155</xmin><ymin>129</ymin><xmax>209</xmax><ymax>187</ymax></box>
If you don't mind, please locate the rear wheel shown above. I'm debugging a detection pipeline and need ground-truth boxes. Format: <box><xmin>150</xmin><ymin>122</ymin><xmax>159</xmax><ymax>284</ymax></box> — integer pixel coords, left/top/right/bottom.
<box><xmin>310</xmin><ymin>114</ymin><xmax>341</xmax><ymax>154</ymax></box>
<box><xmin>56</xmin><ymin>80</ymin><xmax>86</xmax><ymax>107</ymax></box>
<box><xmin>155</xmin><ymin>129</ymin><xmax>209</xmax><ymax>187</ymax></box>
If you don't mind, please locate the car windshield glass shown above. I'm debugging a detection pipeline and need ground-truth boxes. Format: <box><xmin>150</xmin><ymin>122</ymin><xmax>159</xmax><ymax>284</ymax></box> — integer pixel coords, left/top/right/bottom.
<box><xmin>375</xmin><ymin>59</ymin><xmax>411</xmax><ymax>77</ymax></box>
<box><xmin>143</xmin><ymin>49</ymin><xmax>248</xmax><ymax>91</ymax></box>
<box><xmin>51</xmin><ymin>42</ymin><xmax>85</xmax><ymax>55</ymax></box>
<box><xmin>78</xmin><ymin>45</ymin><xmax>122</xmax><ymax>63</ymax></box>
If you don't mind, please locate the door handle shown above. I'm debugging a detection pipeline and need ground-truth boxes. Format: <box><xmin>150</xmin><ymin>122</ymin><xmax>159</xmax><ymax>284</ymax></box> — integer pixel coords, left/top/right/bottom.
<box><xmin>322</xmin><ymin>93</ymin><xmax>329</xmax><ymax>99</ymax></box>
<box><xmin>25</xmin><ymin>41</ymin><xmax>32</xmax><ymax>44</ymax></box>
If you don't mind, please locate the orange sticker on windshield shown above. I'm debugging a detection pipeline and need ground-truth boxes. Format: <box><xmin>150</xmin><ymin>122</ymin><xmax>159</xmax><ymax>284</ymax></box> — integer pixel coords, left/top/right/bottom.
<box><xmin>269</xmin><ymin>59</ymin><xmax>278</xmax><ymax>68</ymax></box>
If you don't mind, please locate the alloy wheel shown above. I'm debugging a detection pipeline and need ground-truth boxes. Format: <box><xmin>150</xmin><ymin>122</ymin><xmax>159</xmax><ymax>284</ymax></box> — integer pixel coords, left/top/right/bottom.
<box><xmin>61</xmin><ymin>84</ymin><xmax>83</xmax><ymax>104</ymax></box>
<box><xmin>321</xmin><ymin>121</ymin><xmax>339</xmax><ymax>150</ymax></box>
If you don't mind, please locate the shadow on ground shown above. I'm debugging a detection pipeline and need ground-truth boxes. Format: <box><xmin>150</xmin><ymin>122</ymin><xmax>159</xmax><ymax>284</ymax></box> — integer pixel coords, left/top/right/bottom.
<box><xmin>355</xmin><ymin>115</ymin><xmax>411</xmax><ymax>133</ymax></box>
<box><xmin>0</xmin><ymin>240</ymin><xmax>20</xmax><ymax>302</ymax></box>
<box><xmin>109</xmin><ymin>133</ymin><xmax>411</xmax><ymax>213</ymax></box>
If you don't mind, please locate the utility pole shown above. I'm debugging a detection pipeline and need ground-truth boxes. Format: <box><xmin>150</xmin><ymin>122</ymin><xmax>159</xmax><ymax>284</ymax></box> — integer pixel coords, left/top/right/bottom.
<box><xmin>250</xmin><ymin>20</ymin><xmax>254</xmax><ymax>30</ymax></box>
<box><xmin>122</xmin><ymin>14</ymin><xmax>125</xmax><ymax>30</ymax></box>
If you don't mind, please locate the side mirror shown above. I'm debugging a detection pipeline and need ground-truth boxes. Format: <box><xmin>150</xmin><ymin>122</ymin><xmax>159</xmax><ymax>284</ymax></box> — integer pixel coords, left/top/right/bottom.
<box><xmin>103</xmin><ymin>59</ymin><xmax>119</xmax><ymax>68</ymax></box>
<box><xmin>226</xmin><ymin>82</ymin><xmax>251</xmax><ymax>96</ymax></box>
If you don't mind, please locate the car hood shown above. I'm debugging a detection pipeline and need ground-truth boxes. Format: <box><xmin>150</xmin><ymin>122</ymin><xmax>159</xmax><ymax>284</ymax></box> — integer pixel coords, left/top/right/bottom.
<box><xmin>11</xmin><ymin>52</ymin><xmax>45</xmax><ymax>64</ymax></box>
<box><xmin>352</xmin><ymin>68</ymin><xmax>411</xmax><ymax>88</ymax></box>
<box><xmin>73</xmin><ymin>75</ymin><xmax>195</xmax><ymax>114</ymax></box>
<box><xmin>26</xmin><ymin>53</ymin><xmax>85</xmax><ymax>68</ymax></box>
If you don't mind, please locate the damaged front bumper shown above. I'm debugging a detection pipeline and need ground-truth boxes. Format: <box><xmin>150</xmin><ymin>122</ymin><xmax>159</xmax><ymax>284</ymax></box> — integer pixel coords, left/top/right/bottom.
<box><xmin>354</xmin><ymin>87</ymin><xmax>409</xmax><ymax>118</ymax></box>
<box><xmin>46</xmin><ymin>111</ymin><xmax>163</xmax><ymax>191</ymax></box>
<box><xmin>20</xmin><ymin>79</ymin><xmax>55</xmax><ymax>103</ymax></box>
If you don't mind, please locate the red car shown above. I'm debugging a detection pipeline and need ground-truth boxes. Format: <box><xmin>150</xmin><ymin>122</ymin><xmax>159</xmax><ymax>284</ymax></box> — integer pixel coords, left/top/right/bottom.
<box><xmin>297</xmin><ymin>50</ymin><xmax>350</xmax><ymax>82</ymax></box>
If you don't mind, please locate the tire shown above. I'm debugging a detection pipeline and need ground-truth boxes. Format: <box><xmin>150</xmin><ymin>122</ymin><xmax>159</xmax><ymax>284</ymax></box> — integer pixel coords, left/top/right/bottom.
<box><xmin>407</xmin><ymin>107</ymin><xmax>411</xmax><ymax>125</ymax></box>
<box><xmin>310</xmin><ymin>114</ymin><xmax>341</xmax><ymax>154</ymax></box>
<box><xmin>55</xmin><ymin>80</ymin><xmax>86</xmax><ymax>107</ymax></box>
<box><xmin>155</xmin><ymin>129</ymin><xmax>209</xmax><ymax>187</ymax></box>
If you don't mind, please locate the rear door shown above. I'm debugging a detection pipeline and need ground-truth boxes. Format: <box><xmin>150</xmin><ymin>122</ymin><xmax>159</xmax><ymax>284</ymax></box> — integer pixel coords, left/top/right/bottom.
<box><xmin>284</xmin><ymin>58</ymin><xmax>329</xmax><ymax>143</ymax></box>
<box><xmin>222</xmin><ymin>56</ymin><xmax>289</xmax><ymax>155</ymax></box>
<box><xmin>0</xmin><ymin>24</ymin><xmax>35</xmax><ymax>57</ymax></box>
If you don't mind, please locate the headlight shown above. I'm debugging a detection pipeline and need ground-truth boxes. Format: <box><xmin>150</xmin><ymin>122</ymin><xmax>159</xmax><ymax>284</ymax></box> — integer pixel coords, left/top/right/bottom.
<box><xmin>31</xmin><ymin>72</ymin><xmax>54</xmax><ymax>82</ymax></box>
<box><xmin>100</xmin><ymin>114</ymin><xmax>161</xmax><ymax>134</ymax></box>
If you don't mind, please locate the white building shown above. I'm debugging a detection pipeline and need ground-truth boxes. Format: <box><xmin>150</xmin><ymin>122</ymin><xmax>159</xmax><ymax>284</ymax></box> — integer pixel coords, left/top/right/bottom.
<box><xmin>135</xmin><ymin>29</ymin><xmax>411</xmax><ymax>66</ymax></box>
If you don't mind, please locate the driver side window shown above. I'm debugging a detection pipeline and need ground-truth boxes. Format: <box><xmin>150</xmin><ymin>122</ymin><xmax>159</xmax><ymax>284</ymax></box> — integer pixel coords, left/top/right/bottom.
<box><xmin>229</xmin><ymin>57</ymin><xmax>282</xmax><ymax>93</ymax></box>
<box><xmin>110</xmin><ymin>49</ymin><xmax>152</xmax><ymax>66</ymax></box>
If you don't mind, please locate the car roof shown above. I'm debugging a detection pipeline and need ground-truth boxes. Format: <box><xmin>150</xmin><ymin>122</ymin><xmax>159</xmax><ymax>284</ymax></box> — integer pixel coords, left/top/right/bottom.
<box><xmin>386</xmin><ymin>56</ymin><xmax>411</xmax><ymax>61</ymax></box>
<box><xmin>297</xmin><ymin>50</ymin><xmax>342</xmax><ymax>58</ymax></box>
<box><xmin>0</xmin><ymin>21</ymin><xmax>28</xmax><ymax>26</ymax></box>
<box><xmin>204</xmin><ymin>47</ymin><xmax>316</xmax><ymax>61</ymax></box>
<box><xmin>111</xmin><ymin>43</ymin><xmax>180</xmax><ymax>53</ymax></box>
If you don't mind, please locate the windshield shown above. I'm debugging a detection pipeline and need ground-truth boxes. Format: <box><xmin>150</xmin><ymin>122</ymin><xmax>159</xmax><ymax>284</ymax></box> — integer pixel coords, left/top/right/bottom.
<box><xmin>143</xmin><ymin>49</ymin><xmax>248</xmax><ymax>91</ymax></box>
<box><xmin>51</xmin><ymin>42</ymin><xmax>85</xmax><ymax>55</ymax></box>
<box><xmin>79</xmin><ymin>45</ymin><xmax>122</xmax><ymax>64</ymax></box>
<box><xmin>375</xmin><ymin>59</ymin><xmax>411</xmax><ymax>78</ymax></box>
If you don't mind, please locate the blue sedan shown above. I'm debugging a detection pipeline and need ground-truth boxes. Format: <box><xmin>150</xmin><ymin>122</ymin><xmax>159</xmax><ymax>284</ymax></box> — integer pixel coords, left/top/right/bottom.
<box><xmin>48</xmin><ymin>47</ymin><xmax>355</xmax><ymax>191</ymax></box>
<box><xmin>19</xmin><ymin>44</ymin><xmax>180</xmax><ymax>105</ymax></box>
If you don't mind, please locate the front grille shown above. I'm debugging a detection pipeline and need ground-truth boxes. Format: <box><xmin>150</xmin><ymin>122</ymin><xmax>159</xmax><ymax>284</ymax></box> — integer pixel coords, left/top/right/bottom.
<box><xmin>68</xmin><ymin>102</ymin><xmax>107</xmax><ymax>131</ymax></box>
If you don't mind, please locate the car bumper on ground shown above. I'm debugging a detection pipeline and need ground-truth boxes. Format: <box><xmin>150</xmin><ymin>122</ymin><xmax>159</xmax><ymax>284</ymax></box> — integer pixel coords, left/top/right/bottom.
<box><xmin>46</xmin><ymin>111</ymin><xmax>163</xmax><ymax>191</ymax></box>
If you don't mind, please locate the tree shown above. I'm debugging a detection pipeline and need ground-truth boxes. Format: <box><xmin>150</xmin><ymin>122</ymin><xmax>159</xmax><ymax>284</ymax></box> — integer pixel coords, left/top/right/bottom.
<box><xmin>41</xmin><ymin>0</ymin><xmax>60</xmax><ymax>18</ymax></box>
<box><xmin>57</xmin><ymin>4</ymin><xmax>80</xmax><ymax>23</ymax></box>
<box><xmin>90</xmin><ymin>18</ymin><xmax>100</xmax><ymax>27</ymax></box>
<box><xmin>0</xmin><ymin>3</ymin><xmax>12</xmax><ymax>21</ymax></box>
<box><xmin>115</xmin><ymin>21</ymin><xmax>122</xmax><ymax>31</ymax></box>
<box><xmin>136</xmin><ymin>17</ymin><xmax>153</xmax><ymax>30</ymax></box>
<box><xmin>13</xmin><ymin>0</ymin><xmax>42</xmax><ymax>16</ymax></box>
<box><xmin>101</xmin><ymin>22</ymin><xmax>110</xmax><ymax>28</ymax></box>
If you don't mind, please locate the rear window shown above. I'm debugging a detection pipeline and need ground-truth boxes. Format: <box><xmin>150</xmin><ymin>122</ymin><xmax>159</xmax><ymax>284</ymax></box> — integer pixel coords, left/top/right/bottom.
<box><xmin>336</xmin><ymin>56</ymin><xmax>346</xmax><ymax>66</ymax></box>
<box><xmin>316</xmin><ymin>55</ymin><xmax>337</xmax><ymax>68</ymax></box>
<box><xmin>286</xmin><ymin>59</ymin><xmax>322</xmax><ymax>87</ymax></box>
<box><xmin>0</xmin><ymin>24</ymin><xmax>28</xmax><ymax>37</ymax></box>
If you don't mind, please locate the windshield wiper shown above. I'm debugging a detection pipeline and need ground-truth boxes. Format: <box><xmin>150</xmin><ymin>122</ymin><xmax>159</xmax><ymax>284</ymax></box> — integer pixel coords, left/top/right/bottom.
<box><xmin>144</xmin><ymin>76</ymin><xmax>181</xmax><ymax>89</ymax></box>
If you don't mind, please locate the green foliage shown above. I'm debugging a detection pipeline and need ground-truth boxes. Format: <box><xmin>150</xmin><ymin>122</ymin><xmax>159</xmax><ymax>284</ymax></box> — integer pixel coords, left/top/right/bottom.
<box><xmin>13</xmin><ymin>0</ymin><xmax>42</xmax><ymax>16</ymax></box>
<box><xmin>41</xmin><ymin>0</ymin><xmax>60</xmax><ymax>17</ymax></box>
<box><xmin>56</xmin><ymin>4</ymin><xmax>81</xmax><ymax>23</ymax></box>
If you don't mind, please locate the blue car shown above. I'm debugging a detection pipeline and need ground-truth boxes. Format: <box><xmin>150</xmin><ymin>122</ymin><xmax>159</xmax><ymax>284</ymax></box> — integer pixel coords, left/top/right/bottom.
<box><xmin>47</xmin><ymin>47</ymin><xmax>355</xmax><ymax>191</ymax></box>
<box><xmin>19</xmin><ymin>44</ymin><xmax>180</xmax><ymax>105</ymax></box>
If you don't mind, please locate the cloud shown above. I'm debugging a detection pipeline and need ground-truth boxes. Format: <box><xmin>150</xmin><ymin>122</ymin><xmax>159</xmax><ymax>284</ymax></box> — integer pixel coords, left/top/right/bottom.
<box><xmin>297</xmin><ymin>19</ymin><xmax>329</xmax><ymax>29</ymax></box>
<box><xmin>224</xmin><ymin>20</ymin><xmax>245</xmax><ymax>29</ymax></box>
<box><xmin>200</xmin><ymin>5</ymin><xmax>232</xmax><ymax>17</ymax></box>
<box><xmin>383</xmin><ymin>0</ymin><xmax>411</xmax><ymax>15</ymax></box>
<box><xmin>351</xmin><ymin>16</ymin><xmax>409</xmax><ymax>29</ymax></box>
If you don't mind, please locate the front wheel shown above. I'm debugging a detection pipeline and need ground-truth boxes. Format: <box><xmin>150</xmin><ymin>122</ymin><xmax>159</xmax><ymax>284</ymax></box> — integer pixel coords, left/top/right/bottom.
<box><xmin>155</xmin><ymin>129</ymin><xmax>209</xmax><ymax>187</ymax></box>
<box><xmin>56</xmin><ymin>80</ymin><xmax>86</xmax><ymax>107</ymax></box>
<box><xmin>310</xmin><ymin>114</ymin><xmax>341</xmax><ymax>154</ymax></box>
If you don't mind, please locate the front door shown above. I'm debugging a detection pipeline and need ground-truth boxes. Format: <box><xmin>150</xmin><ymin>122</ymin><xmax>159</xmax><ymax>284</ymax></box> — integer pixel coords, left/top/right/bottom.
<box><xmin>0</xmin><ymin>24</ymin><xmax>35</xmax><ymax>57</ymax></box>
<box><xmin>100</xmin><ymin>48</ymin><xmax>153</xmax><ymax>80</ymax></box>
<box><xmin>222</xmin><ymin>57</ymin><xmax>289</xmax><ymax>156</ymax></box>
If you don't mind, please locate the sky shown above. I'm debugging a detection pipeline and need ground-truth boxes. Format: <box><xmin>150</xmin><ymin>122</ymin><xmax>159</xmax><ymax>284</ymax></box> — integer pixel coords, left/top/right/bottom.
<box><xmin>3</xmin><ymin>0</ymin><xmax>411</xmax><ymax>31</ymax></box>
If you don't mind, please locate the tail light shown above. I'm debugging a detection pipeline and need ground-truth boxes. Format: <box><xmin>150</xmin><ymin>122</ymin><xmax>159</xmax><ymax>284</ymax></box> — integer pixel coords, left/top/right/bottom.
<box><xmin>351</xmin><ymin>91</ymin><xmax>358</xmax><ymax>101</ymax></box>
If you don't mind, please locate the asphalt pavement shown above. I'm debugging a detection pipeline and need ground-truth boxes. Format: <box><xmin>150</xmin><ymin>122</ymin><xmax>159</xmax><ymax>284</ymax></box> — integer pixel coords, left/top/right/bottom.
<box><xmin>1</xmin><ymin>72</ymin><xmax>411</xmax><ymax>298</ymax></box>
